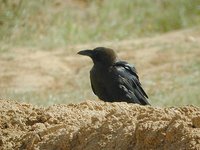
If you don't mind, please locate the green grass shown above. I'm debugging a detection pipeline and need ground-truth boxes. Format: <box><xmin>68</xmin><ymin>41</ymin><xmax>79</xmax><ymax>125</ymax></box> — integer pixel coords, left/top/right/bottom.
<box><xmin>148</xmin><ymin>39</ymin><xmax>200</xmax><ymax>106</ymax></box>
<box><xmin>151</xmin><ymin>69</ymin><xmax>200</xmax><ymax>106</ymax></box>
<box><xmin>1</xmin><ymin>0</ymin><xmax>200</xmax><ymax>50</ymax></box>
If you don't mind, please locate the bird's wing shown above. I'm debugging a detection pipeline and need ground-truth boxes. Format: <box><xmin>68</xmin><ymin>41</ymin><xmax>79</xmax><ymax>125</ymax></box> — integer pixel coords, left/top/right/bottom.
<box><xmin>114</xmin><ymin>61</ymin><xmax>150</xmax><ymax>105</ymax></box>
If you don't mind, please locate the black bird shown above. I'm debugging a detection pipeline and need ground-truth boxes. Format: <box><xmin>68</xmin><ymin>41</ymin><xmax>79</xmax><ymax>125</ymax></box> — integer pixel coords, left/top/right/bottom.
<box><xmin>78</xmin><ymin>47</ymin><xmax>150</xmax><ymax>105</ymax></box>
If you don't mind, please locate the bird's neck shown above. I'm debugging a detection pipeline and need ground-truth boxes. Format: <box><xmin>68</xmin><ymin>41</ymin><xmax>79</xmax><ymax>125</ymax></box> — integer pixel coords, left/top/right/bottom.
<box><xmin>94</xmin><ymin>63</ymin><xmax>110</xmax><ymax>69</ymax></box>
<box><xmin>93</xmin><ymin>58</ymin><xmax>118</xmax><ymax>69</ymax></box>
<box><xmin>93</xmin><ymin>63</ymin><xmax>113</xmax><ymax>73</ymax></box>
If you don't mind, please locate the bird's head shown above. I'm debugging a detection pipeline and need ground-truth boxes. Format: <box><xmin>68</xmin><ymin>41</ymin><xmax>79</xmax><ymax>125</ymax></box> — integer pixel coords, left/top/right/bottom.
<box><xmin>78</xmin><ymin>47</ymin><xmax>117</xmax><ymax>67</ymax></box>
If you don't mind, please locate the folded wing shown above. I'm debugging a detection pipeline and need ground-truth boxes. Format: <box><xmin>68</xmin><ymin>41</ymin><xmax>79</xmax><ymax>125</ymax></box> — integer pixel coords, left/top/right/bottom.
<box><xmin>113</xmin><ymin>61</ymin><xmax>150</xmax><ymax>105</ymax></box>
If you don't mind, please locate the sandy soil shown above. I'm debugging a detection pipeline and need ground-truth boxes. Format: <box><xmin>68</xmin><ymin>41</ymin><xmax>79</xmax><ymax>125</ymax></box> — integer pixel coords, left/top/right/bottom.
<box><xmin>0</xmin><ymin>100</ymin><xmax>199</xmax><ymax>150</ymax></box>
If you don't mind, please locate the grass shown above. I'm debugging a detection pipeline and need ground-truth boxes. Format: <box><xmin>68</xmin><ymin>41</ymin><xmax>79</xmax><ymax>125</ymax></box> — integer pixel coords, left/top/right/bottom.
<box><xmin>0</xmin><ymin>0</ymin><xmax>200</xmax><ymax>106</ymax></box>
<box><xmin>146</xmin><ymin>35</ymin><xmax>200</xmax><ymax>106</ymax></box>
<box><xmin>1</xmin><ymin>0</ymin><xmax>200</xmax><ymax>50</ymax></box>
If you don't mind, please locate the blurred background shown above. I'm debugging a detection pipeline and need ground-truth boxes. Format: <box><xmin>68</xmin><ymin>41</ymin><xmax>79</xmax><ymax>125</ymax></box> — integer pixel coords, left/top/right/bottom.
<box><xmin>0</xmin><ymin>0</ymin><xmax>200</xmax><ymax>106</ymax></box>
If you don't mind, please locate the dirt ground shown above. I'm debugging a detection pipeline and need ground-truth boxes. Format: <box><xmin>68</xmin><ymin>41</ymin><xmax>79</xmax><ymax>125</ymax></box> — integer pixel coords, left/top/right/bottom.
<box><xmin>0</xmin><ymin>99</ymin><xmax>199</xmax><ymax>150</ymax></box>
<box><xmin>0</xmin><ymin>28</ymin><xmax>199</xmax><ymax>93</ymax></box>
<box><xmin>1</xmin><ymin>27</ymin><xmax>200</xmax><ymax>106</ymax></box>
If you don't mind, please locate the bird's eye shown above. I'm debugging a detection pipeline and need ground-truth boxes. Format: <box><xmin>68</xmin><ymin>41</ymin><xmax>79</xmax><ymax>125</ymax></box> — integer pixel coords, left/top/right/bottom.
<box><xmin>93</xmin><ymin>51</ymin><xmax>99</xmax><ymax>58</ymax></box>
<box><xmin>93</xmin><ymin>51</ymin><xmax>98</xmax><ymax>55</ymax></box>
<box><xmin>93</xmin><ymin>51</ymin><xmax>102</xmax><ymax>61</ymax></box>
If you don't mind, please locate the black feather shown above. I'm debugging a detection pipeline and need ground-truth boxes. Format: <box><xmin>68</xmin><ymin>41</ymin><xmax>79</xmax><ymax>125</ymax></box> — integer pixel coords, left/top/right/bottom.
<box><xmin>78</xmin><ymin>47</ymin><xmax>150</xmax><ymax>105</ymax></box>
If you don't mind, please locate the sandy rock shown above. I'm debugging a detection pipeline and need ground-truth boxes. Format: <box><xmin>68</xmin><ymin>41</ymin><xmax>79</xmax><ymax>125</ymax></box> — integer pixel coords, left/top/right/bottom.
<box><xmin>0</xmin><ymin>100</ymin><xmax>200</xmax><ymax>150</ymax></box>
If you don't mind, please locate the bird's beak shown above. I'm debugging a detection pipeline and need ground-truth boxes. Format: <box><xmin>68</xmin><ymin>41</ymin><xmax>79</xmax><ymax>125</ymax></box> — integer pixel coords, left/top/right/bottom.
<box><xmin>77</xmin><ymin>50</ymin><xmax>93</xmax><ymax>57</ymax></box>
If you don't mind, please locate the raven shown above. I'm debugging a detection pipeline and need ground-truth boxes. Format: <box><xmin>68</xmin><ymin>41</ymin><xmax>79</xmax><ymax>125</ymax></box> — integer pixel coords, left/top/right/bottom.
<box><xmin>78</xmin><ymin>47</ymin><xmax>150</xmax><ymax>105</ymax></box>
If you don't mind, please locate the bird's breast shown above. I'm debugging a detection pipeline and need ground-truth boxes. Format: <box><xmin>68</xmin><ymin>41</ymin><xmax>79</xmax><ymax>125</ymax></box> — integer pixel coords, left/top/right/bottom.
<box><xmin>90</xmin><ymin>67</ymin><xmax>109</xmax><ymax>81</ymax></box>
<box><xmin>90</xmin><ymin>66</ymin><xmax>119</xmax><ymax>86</ymax></box>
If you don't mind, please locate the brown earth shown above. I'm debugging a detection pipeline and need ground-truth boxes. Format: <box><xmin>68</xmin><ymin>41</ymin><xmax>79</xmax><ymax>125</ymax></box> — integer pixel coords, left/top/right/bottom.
<box><xmin>1</xmin><ymin>27</ymin><xmax>200</xmax><ymax>106</ymax></box>
<box><xmin>0</xmin><ymin>100</ymin><xmax>200</xmax><ymax>150</ymax></box>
